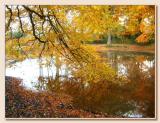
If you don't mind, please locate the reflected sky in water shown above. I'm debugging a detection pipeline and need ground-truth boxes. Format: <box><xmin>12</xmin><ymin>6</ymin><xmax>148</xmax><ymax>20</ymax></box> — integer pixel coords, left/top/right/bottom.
<box><xmin>6</xmin><ymin>58</ymin><xmax>69</xmax><ymax>90</ymax></box>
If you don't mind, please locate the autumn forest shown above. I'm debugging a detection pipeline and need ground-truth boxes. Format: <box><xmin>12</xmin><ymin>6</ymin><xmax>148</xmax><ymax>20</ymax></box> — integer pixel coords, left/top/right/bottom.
<box><xmin>5</xmin><ymin>5</ymin><xmax>155</xmax><ymax>118</ymax></box>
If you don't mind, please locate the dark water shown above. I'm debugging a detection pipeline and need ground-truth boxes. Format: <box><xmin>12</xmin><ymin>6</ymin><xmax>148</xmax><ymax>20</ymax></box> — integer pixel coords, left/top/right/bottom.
<box><xmin>6</xmin><ymin>51</ymin><xmax>155</xmax><ymax>118</ymax></box>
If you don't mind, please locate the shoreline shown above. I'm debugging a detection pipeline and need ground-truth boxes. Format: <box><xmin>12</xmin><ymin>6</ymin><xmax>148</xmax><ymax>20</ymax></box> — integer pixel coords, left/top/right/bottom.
<box><xmin>89</xmin><ymin>44</ymin><xmax>155</xmax><ymax>54</ymax></box>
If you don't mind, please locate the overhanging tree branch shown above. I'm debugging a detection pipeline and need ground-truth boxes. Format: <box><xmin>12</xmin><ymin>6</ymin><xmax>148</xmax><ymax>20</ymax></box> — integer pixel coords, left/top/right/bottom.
<box><xmin>6</xmin><ymin>5</ymin><xmax>94</xmax><ymax>64</ymax></box>
<box><xmin>28</xmin><ymin>11</ymin><xmax>46</xmax><ymax>43</ymax></box>
<box><xmin>23</xmin><ymin>5</ymin><xmax>44</xmax><ymax>19</ymax></box>
<box><xmin>6</xmin><ymin>5</ymin><xmax>13</xmax><ymax>31</ymax></box>
<box><xmin>17</xmin><ymin>6</ymin><xmax>24</xmax><ymax>33</ymax></box>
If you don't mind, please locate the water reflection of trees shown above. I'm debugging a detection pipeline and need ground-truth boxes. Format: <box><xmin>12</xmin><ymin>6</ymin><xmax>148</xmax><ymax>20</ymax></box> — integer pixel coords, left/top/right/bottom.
<box><xmin>105</xmin><ymin>52</ymin><xmax>155</xmax><ymax>117</ymax></box>
<box><xmin>35</xmin><ymin>52</ymin><xmax>155</xmax><ymax>117</ymax></box>
<box><xmin>35</xmin><ymin>55</ymin><xmax>69</xmax><ymax>92</ymax></box>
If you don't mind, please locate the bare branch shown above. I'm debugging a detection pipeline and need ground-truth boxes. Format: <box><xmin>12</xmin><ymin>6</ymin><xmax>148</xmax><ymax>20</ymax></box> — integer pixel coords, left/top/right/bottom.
<box><xmin>16</xmin><ymin>6</ymin><xmax>24</xmax><ymax>33</ymax></box>
<box><xmin>6</xmin><ymin>5</ymin><xmax>13</xmax><ymax>31</ymax></box>
<box><xmin>28</xmin><ymin>12</ymin><xmax>46</xmax><ymax>43</ymax></box>
<box><xmin>23</xmin><ymin>5</ymin><xmax>44</xmax><ymax>19</ymax></box>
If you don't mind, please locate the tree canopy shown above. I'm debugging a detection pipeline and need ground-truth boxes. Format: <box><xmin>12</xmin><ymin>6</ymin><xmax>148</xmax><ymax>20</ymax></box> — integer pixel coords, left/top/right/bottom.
<box><xmin>5</xmin><ymin>5</ymin><xmax>155</xmax><ymax>83</ymax></box>
<box><xmin>5</xmin><ymin>5</ymin><xmax>155</xmax><ymax>60</ymax></box>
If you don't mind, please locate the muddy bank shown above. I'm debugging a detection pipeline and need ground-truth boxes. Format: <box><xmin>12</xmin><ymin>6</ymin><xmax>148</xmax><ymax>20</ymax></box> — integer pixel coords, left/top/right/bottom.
<box><xmin>5</xmin><ymin>76</ymin><xmax>120</xmax><ymax>118</ymax></box>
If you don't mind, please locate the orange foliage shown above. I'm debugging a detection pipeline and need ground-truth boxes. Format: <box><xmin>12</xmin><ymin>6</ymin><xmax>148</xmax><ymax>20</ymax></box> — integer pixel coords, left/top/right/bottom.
<box><xmin>136</xmin><ymin>33</ymin><xmax>149</xmax><ymax>43</ymax></box>
<box><xmin>5</xmin><ymin>76</ymin><xmax>114</xmax><ymax>118</ymax></box>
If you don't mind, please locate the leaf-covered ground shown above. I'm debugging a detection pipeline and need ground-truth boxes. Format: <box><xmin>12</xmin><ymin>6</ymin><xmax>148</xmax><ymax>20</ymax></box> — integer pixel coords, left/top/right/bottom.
<box><xmin>5</xmin><ymin>76</ymin><xmax>119</xmax><ymax>118</ymax></box>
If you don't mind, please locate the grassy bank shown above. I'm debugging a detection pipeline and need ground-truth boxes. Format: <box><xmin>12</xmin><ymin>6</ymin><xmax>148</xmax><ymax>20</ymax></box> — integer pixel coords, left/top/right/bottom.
<box><xmin>89</xmin><ymin>44</ymin><xmax>155</xmax><ymax>54</ymax></box>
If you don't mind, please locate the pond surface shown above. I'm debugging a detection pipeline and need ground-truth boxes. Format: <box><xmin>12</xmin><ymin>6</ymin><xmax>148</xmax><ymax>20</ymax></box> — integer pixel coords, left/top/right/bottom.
<box><xmin>6</xmin><ymin>51</ymin><xmax>155</xmax><ymax>118</ymax></box>
<box><xmin>6</xmin><ymin>57</ymin><xmax>70</xmax><ymax>91</ymax></box>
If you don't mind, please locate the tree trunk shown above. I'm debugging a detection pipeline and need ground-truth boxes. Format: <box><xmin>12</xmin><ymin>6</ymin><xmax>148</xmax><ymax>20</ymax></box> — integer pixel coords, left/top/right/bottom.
<box><xmin>55</xmin><ymin>54</ymin><xmax>60</xmax><ymax>81</ymax></box>
<box><xmin>54</xmin><ymin>54</ymin><xmax>61</xmax><ymax>91</ymax></box>
<box><xmin>107</xmin><ymin>32</ymin><xmax>112</xmax><ymax>45</ymax></box>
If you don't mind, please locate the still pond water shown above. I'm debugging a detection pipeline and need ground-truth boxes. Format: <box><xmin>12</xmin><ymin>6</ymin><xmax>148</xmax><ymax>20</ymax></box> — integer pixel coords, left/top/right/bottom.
<box><xmin>6</xmin><ymin>51</ymin><xmax>155</xmax><ymax>118</ymax></box>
